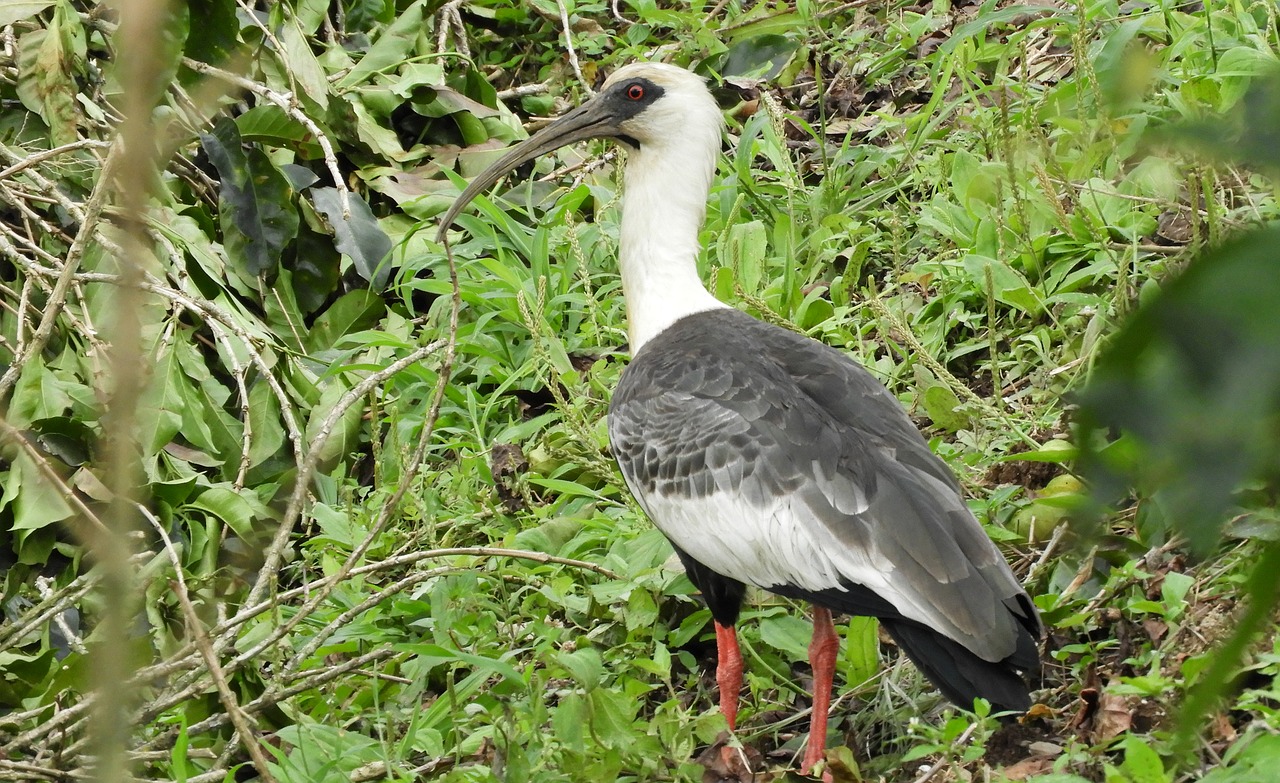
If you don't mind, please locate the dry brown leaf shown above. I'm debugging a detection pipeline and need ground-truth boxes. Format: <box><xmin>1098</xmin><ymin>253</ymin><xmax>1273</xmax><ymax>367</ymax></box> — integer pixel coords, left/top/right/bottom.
<box><xmin>1142</xmin><ymin>618</ymin><xmax>1169</xmax><ymax>644</ymax></box>
<box><xmin>1000</xmin><ymin>756</ymin><xmax>1057</xmax><ymax>781</ymax></box>
<box><xmin>697</xmin><ymin>732</ymin><xmax>766</xmax><ymax>783</ymax></box>
<box><xmin>1210</xmin><ymin>712</ymin><xmax>1238</xmax><ymax>744</ymax></box>
<box><xmin>1094</xmin><ymin>692</ymin><xmax>1134</xmax><ymax>742</ymax></box>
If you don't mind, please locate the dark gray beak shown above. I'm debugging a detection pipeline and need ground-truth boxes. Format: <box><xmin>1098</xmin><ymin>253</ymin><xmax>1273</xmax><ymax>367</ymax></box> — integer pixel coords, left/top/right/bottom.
<box><xmin>435</xmin><ymin>96</ymin><xmax>625</xmax><ymax>244</ymax></box>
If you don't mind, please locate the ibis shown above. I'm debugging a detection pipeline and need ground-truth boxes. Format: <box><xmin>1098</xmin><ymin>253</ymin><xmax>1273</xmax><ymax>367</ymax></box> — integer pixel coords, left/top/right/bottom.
<box><xmin>437</xmin><ymin>63</ymin><xmax>1041</xmax><ymax>777</ymax></box>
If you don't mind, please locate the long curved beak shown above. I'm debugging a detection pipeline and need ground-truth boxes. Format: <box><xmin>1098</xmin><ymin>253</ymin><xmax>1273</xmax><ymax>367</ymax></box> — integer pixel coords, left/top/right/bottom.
<box><xmin>436</xmin><ymin>96</ymin><xmax>625</xmax><ymax>244</ymax></box>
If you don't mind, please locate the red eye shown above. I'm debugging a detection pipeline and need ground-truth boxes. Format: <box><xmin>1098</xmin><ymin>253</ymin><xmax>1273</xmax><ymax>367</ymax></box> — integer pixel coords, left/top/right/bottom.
<box><xmin>626</xmin><ymin>83</ymin><xmax>645</xmax><ymax>101</ymax></box>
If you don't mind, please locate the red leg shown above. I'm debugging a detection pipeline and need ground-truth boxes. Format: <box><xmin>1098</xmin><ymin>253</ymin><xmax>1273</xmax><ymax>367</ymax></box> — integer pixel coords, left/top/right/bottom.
<box><xmin>714</xmin><ymin>621</ymin><xmax>743</xmax><ymax>730</ymax></box>
<box><xmin>801</xmin><ymin>606</ymin><xmax>839</xmax><ymax>778</ymax></box>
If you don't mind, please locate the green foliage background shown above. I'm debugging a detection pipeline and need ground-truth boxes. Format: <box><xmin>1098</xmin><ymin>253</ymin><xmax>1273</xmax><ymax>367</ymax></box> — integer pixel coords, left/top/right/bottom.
<box><xmin>2</xmin><ymin>0</ymin><xmax>1280</xmax><ymax>782</ymax></box>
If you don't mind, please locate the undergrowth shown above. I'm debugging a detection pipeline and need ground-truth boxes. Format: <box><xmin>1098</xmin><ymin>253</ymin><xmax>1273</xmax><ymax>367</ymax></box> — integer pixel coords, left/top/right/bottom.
<box><xmin>2</xmin><ymin>1</ymin><xmax>1280</xmax><ymax>782</ymax></box>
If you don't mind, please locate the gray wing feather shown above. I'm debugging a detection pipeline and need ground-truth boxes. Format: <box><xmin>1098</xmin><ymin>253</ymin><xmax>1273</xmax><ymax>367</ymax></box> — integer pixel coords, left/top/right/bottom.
<box><xmin>610</xmin><ymin>309</ymin><xmax>1038</xmax><ymax>663</ymax></box>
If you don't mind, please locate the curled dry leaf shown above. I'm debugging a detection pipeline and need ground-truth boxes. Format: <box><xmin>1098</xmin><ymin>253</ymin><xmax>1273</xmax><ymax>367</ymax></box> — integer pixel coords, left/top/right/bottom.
<box><xmin>697</xmin><ymin>731</ymin><xmax>766</xmax><ymax>783</ymax></box>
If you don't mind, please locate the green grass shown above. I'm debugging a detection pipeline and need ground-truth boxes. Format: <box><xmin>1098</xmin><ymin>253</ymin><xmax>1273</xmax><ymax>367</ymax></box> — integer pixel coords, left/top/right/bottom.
<box><xmin>2</xmin><ymin>0</ymin><xmax>1280</xmax><ymax>782</ymax></box>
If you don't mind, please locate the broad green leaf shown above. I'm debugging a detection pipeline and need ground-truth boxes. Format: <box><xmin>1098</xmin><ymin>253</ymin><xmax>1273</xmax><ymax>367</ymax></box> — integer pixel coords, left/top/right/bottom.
<box><xmin>186</xmin><ymin>485</ymin><xmax>263</xmax><ymax>539</ymax></box>
<box><xmin>279</xmin><ymin>13</ymin><xmax>328</xmax><ymax>110</ymax></box>
<box><xmin>588</xmin><ymin>687</ymin><xmax>639</xmax><ymax>749</ymax></box>
<box><xmin>247</xmin><ymin>381</ymin><xmax>286</xmax><ymax>468</ymax></box>
<box><xmin>306</xmin><ymin>290</ymin><xmax>384</xmax><ymax>352</ymax></box>
<box><xmin>1</xmin><ymin>452</ymin><xmax>74</xmax><ymax>532</ymax></box>
<box><xmin>559</xmin><ymin>648</ymin><xmax>604</xmax><ymax>692</ymax></box>
<box><xmin>173</xmin><ymin>336</ymin><xmax>243</xmax><ymax>462</ymax></box>
<box><xmin>1077</xmin><ymin>226</ymin><xmax>1280</xmax><ymax>550</ymax></box>
<box><xmin>1119</xmin><ymin>736</ymin><xmax>1169</xmax><ymax>783</ymax></box>
<box><xmin>552</xmin><ymin>692</ymin><xmax>587</xmax><ymax>755</ymax></box>
<box><xmin>842</xmin><ymin>616</ymin><xmax>880</xmax><ymax>688</ymax></box>
<box><xmin>625</xmin><ymin>589</ymin><xmax>659</xmax><ymax>632</ymax></box>
<box><xmin>342</xmin><ymin>0</ymin><xmax>394</xmax><ymax>31</ymax></box>
<box><xmin>400</xmin><ymin>643</ymin><xmax>524</xmax><ymax>685</ymax></box>
<box><xmin>200</xmin><ymin>117</ymin><xmax>300</xmax><ymax>277</ymax></box>
<box><xmin>309</xmin><ymin>188</ymin><xmax>393</xmax><ymax>289</ymax></box>
<box><xmin>720</xmin><ymin>219</ymin><xmax>768</xmax><ymax>293</ymax></box>
<box><xmin>305</xmin><ymin>379</ymin><xmax>364</xmax><ymax>470</ymax></box>
<box><xmin>8</xmin><ymin>363</ymin><xmax>76</xmax><ymax>428</ymax></box>
<box><xmin>235</xmin><ymin>105</ymin><xmax>316</xmax><ymax>147</ymax></box>
<box><xmin>921</xmin><ymin>384</ymin><xmax>969</xmax><ymax>432</ymax></box>
<box><xmin>138</xmin><ymin>347</ymin><xmax>187</xmax><ymax>457</ymax></box>
<box><xmin>183</xmin><ymin>0</ymin><xmax>237</xmax><ymax>66</ymax></box>
<box><xmin>758</xmin><ymin>613</ymin><xmax>812</xmax><ymax>662</ymax></box>
<box><xmin>291</xmin><ymin>224</ymin><xmax>343</xmax><ymax>314</ymax></box>
<box><xmin>15</xmin><ymin>2</ymin><xmax>83</xmax><ymax>146</ymax></box>
<box><xmin>963</xmin><ymin>254</ymin><xmax>1042</xmax><ymax>315</ymax></box>
<box><xmin>513</xmin><ymin>516</ymin><xmax>584</xmax><ymax>554</ymax></box>
<box><xmin>996</xmin><ymin>439</ymin><xmax>1077</xmax><ymax>463</ymax></box>
<box><xmin>336</xmin><ymin>0</ymin><xmax>426</xmax><ymax>88</ymax></box>
<box><xmin>0</xmin><ymin>1</ymin><xmax>55</xmax><ymax>26</ymax></box>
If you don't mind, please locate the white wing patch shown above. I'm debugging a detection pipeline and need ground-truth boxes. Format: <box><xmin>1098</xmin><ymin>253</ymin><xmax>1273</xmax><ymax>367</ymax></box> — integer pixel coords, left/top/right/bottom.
<box><xmin>633</xmin><ymin>481</ymin><xmax>904</xmax><ymax>608</ymax></box>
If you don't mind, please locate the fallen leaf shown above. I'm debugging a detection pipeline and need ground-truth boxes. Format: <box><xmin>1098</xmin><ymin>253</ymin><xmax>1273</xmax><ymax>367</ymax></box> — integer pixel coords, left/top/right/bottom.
<box><xmin>698</xmin><ymin>731</ymin><xmax>766</xmax><ymax>783</ymax></box>
<box><xmin>1094</xmin><ymin>692</ymin><xmax>1134</xmax><ymax>742</ymax></box>
<box><xmin>1142</xmin><ymin>618</ymin><xmax>1169</xmax><ymax>644</ymax></box>
<box><xmin>1024</xmin><ymin>703</ymin><xmax>1055</xmax><ymax>722</ymax></box>
<box><xmin>1000</xmin><ymin>756</ymin><xmax>1056</xmax><ymax>781</ymax></box>
<box><xmin>1209</xmin><ymin>712</ymin><xmax>1238</xmax><ymax>744</ymax></box>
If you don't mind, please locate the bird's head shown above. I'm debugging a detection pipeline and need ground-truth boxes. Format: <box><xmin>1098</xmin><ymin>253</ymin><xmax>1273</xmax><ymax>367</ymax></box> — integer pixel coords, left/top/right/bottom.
<box><xmin>436</xmin><ymin>62</ymin><xmax>723</xmax><ymax>242</ymax></box>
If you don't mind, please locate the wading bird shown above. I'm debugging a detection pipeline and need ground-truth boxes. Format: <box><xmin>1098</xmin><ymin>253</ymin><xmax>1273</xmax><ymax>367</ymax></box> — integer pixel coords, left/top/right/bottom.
<box><xmin>437</xmin><ymin>62</ymin><xmax>1041</xmax><ymax>778</ymax></box>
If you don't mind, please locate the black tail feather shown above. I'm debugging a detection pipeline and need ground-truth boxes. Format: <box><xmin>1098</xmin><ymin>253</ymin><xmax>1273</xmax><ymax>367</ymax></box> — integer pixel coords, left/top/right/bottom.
<box><xmin>881</xmin><ymin>619</ymin><xmax>1033</xmax><ymax>714</ymax></box>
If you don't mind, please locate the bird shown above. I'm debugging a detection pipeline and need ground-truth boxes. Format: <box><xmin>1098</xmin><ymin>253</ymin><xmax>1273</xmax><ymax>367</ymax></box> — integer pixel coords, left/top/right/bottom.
<box><xmin>437</xmin><ymin>62</ymin><xmax>1042</xmax><ymax>778</ymax></box>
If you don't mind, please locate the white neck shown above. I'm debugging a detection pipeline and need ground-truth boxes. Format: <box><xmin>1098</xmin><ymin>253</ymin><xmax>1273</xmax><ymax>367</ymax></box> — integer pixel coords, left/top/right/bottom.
<box><xmin>618</xmin><ymin>141</ymin><xmax>728</xmax><ymax>352</ymax></box>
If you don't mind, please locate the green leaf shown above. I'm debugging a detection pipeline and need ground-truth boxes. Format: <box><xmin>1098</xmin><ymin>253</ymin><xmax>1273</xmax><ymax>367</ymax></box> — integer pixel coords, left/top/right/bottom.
<box><xmin>290</xmin><ymin>224</ymin><xmax>343</xmax><ymax>314</ymax></box>
<box><xmin>842</xmin><ymin>616</ymin><xmax>880</xmax><ymax>688</ymax></box>
<box><xmin>963</xmin><ymin>254</ymin><xmax>1042</xmax><ymax>315</ymax></box>
<box><xmin>305</xmin><ymin>379</ymin><xmax>365</xmax><ymax>470</ymax></box>
<box><xmin>0</xmin><ymin>1</ymin><xmax>55</xmax><ymax>27</ymax></box>
<box><xmin>309</xmin><ymin>188</ymin><xmax>393</xmax><ymax>289</ymax></box>
<box><xmin>559</xmin><ymin>648</ymin><xmax>604</xmax><ymax>692</ymax></box>
<box><xmin>247</xmin><ymin>381</ymin><xmax>286</xmax><ymax>469</ymax></box>
<box><xmin>1200</xmin><ymin>735</ymin><xmax>1280</xmax><ymax>783</ymax></box>
<box><xmin>921</xmin><ymin>384</ymin><xmax>969</xmax><ymax>432</ymax></box>
<box><xmin>758</xmin><ymin>614</ymin><xmax>812</xmax><ymax>662</ymax></box>
<box><xmin>336</xmin><ymin>0</ymin><xmax>427</xmax><ymax>88</ymax></box>
<box><xmin>400</xmin><ymin>643</ymin><xmax>524</xmax><ymax>685</ymax></box>
<box><xmin>720</xmin><ymin>219</ymin><xmax>768</xmax><ymax>293</ymax></box>
<box><xmin>306</xmin><ymin>290</ymin><xmax>384</xmax><ymax>352</ymax></box>
<box><xmin>588</xmin><ymin>687</ymin><xmax>638</xmax><ymax>748</ymax></box>
<box><xmin>279</xmin><ymin>12</ymin><xmax>329</xmax><ymax>110</ymax></box>
<box><xmin>1119</xmin><ymin>735</ymin><xmax>1168</xmax><ymax>783</ymax></box>
<box><xmin>15</xmin><ymin>2</ymin><xmax>83</xmax><ymax>146</ymax></box>
<box><xmin>1160</xmin><ymin>572</ymin><xmax>1194</xmax><ymax>609</ymax></box>
<box><xmin>200</xmin><ymin>117</ymin><xmax>300</xmax><ymax>277</ymax></box>
<box><xmin>1077</xmin><ymin>225</ymin><xmax>1280</xmax><ymax>550</ymax></box>
<box><xmin>1</xmin><ymin>452</ymin><xmax>73</xmax><ymax>532</ymax></box>
<box><xmin>183</xmin><ymin>0</ymin><xmax>237</xmax><ymax>66</ymax></box>
<box><xmin>173</xmin><ymin>335</ymin><xmax>243</xmax><ymax>462</ymax></box>
<box><xmin>187</xmin><ymin>485</ymin><xmax>263</xmax><ymax>539</ymax></box>
<box><xmin>625</xmin><ymin>590</ymin><xmax>659</xmax><ymax>632</ymax></box>
<box><xmin>996</xmin><ymin>439</ymin><xmax>1077</xmax><ymax>463</ymax></box>
<box><xmin>236</xmin><ymin>105</ymin><xmax>316</xmax><ymax>147</ymax></box>
<box><xmin>138</xmin><ymin>346</ymin><xmax>187</xmax><ymax>457</ymax></box>
<box><xmin>8</xmin><ymin>362</ymin><xmax>76</xmax><ymax>428</ymax></box>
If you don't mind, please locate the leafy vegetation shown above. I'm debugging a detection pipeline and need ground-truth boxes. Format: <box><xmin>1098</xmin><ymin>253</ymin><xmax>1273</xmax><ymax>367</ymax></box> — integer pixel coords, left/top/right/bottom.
<box><xmin>2</xmin><ymin>1</ymin><xmax>1280</xmax><ymax>782</ymax></box>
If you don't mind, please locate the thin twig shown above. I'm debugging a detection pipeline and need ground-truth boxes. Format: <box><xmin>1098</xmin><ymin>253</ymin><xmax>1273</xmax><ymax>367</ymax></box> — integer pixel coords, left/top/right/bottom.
<box><xmin>173</xmin><ymin>584</ymin><xmax>278</xmax><ymax>783</ymax></box>
<box><xmin>0</xmin><ymin>139</ymin><xmax>111</xmax><ymax>181</ymax></box>
<box><xmin>555</xmin><ymin>0</ymin><xmax>590</xmax><ymax>95</ymax></box>
<box><xmin>0</xmin><ymin>142</ymin><xmax>122</xmax><ymax>402</ymax></box>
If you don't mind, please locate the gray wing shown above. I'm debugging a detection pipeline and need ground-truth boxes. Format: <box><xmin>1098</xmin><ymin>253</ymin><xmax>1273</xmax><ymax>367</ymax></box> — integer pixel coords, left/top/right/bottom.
<box><xmin>609</xmin><ymin>309</ymin><xmax>1038</xmax><ymax>663</ymax></box>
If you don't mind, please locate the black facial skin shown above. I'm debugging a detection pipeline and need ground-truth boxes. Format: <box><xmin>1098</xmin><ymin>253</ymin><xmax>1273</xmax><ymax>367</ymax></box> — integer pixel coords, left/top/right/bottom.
<box><xmin>601</xmin><ymin>78</ymin><xmax>665</xmax><ymax>148</ymax></box>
